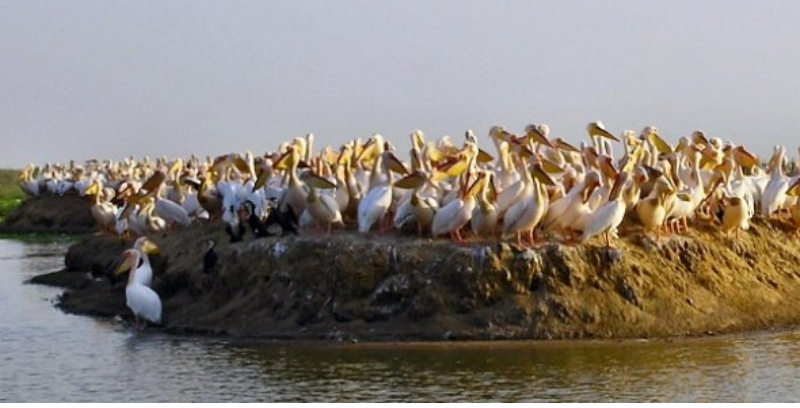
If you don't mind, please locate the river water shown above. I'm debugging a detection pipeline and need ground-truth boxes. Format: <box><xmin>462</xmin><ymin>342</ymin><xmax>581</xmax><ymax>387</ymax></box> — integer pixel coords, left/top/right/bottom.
<box><xmin>1</xmin><ymin>238</ymin><xmax>799</xmax><ymax>402</ymax></box>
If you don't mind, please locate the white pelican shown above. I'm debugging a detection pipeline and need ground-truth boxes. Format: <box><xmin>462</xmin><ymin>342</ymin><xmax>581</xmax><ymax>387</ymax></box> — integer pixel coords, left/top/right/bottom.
<box><xmin>273</xmin><ymin>145</ymin><xmax>308</xmax><ymax>215</ymax></box>
<box><xmin>720</xmin><ymin>196</ymin><xmax>749</xmax><ymax>238</ymax></box>
<box><xmin>85</xmin><ymin>180</ymin><xmax>117</xmax><ymax>234</ymax></box>
<box><xmin>431</xmin><ymin>172</ymin><xmax>485</xmax><ymax>243</ymax></box>
<box><xmin>581</xmin><ymin>172</ymin><xmax>630</xmax><ymax>247</ymax></box>
<box><xmin>394</xmin><ymin>171</ymin><xmax>440</xmax><ymax>236</ymax></box>
<box><xmin>304</xmin><ymin>172</ymin><xmax>344</xmax><ymax>233</ymax></box>
<box><xmin>635</xmin><ymin>177</ymin><xmax>675</xmax><ymax>241</ymax></box>
<box><xmin>129</xmin><ymin>237</ymin><xmax>160</xmax><ymax>287</ymax></box>
<box><xmin>358</xmin><ymin>150</ymin><xmax>408</xmax><ymax>233</ymax></box>
<box><xmin>761</xmin><ymin>145</ymin><xmax>789</xmax><ymax>218</ymax></box>
<box><xmin>587</xmin><ymin>121</ymin><xmax>621</xmax><ymax>142</ymax></box>
<box><xmin>116</xmin><ymin>249</ymin><xmax>162</xmax><ymax>328</ymax></box>
<box><xmin>502</xmin><ymin>164</ymin><xmax>554</xmax><ymax>247</ymax></box>
<box><xmin>542</xmin><ymin>171</ymin><xmax>601</xmax><ymax>238</ymax></box>
<box><xmin>470</xmin><ymin>172</ymin><xmax>498</xmax><ymax>238</ymax></box>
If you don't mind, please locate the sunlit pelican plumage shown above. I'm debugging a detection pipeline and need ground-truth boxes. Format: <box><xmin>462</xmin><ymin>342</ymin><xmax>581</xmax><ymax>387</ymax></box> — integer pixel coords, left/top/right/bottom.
<box><xmin>116</xmin><ymin>249</ymin><xmax>162</xmax><ymax>329</ymax></box>
<box><xmin>581</xmin><ymin>172</ymin><xmax>630</xmax><ymax>247</ymax></box>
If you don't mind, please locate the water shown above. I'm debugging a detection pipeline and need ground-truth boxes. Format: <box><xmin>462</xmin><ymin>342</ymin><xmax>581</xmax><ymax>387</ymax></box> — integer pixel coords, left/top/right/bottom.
<box><xmin>1</xmin><ymin>238</ymin><xmax>800</xmax><ymax>402</ymax></box>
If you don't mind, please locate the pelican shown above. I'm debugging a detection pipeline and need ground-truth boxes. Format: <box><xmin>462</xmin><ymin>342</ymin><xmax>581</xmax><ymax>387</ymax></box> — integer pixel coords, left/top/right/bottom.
<box><xmin>761</xmin><ymin>146</ymin><xmax>789</xmax><ymax>218</ymax></box>
<box><xmin>129</xmin><ymin>237</ymin><xmax>160</xmax><ymax>287</ymax></box>
<box><xmin>394</xmin><ymin>171</ymin><xmax>440</xmax><ymax>236</ymax></box>
<box><xmin>587</xmin><ymin>121</ymin><xmax>621</xmax><ymax>142</ymax></box>
<box><xmin>273</xmin><ymin>145</ymin><xmax>308</xmax><ymax>215</ymax></box>
<box><xmin>636</xmin><ymin>177</ymin><xmax>675</xmax><ymax>241</ymax></box>
<box><xmin>720</xmin><ymin>196</ymin><xmax>749</xmax><ymax>238</ymax></box>
<box><xmin>116</xmin><ymin>249</ymin><xmax>162</xmax><ymax>328</ymax></box>
<box><xmin>304</xmin><ymin>172</ymin><xmax>344</xmax><ymax>233</ymax></box>
<box><xmin>358</xmin><ymin>150</ymin><xmax>408</xmax><ymax>233</ymax></box>
<box><xmin>85</xmin><ymin>180</ymin><xmax>118</xmax><ymax>234</ymax></box>
<box><xmin>581</xmin><ymin>172</ymin><xmax>630</xmax><ymax>247</ymax></box>
<box><xmin>542</xmin><ymin>171</ymin><xmax>601</xmax><ymax>239</ymax></box>
<box><xmin>470</xmin><ymin>172</ymin><xmax>499</xmax><ymax>238</ymax></box>
<box><xmin>502</xmin><ymin>164</ymin><xmax>554</xmax><ymax>247</ymax></box>
<box><xmin>431</xmin><ymin>172</ymin><xmax>485</xmax><ymax>243</ymax></box>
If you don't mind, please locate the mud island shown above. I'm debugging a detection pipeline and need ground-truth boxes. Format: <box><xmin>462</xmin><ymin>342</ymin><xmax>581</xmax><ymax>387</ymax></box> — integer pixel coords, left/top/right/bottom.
<box><xmin>7</xmin><ymin>123</ymin><xmax>800</xmax><ymax>341</ymax></box>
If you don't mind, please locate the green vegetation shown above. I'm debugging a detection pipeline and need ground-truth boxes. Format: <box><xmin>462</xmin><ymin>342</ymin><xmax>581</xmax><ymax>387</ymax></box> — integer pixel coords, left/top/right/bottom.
<box><xmin>0</xmin><ymin>232</ymin><xmax>80</xmax><ymax>244</ymax></box>
<box><xmin>0</xmin><ymin>169</ymin><xmax>23</xmax><ymax>222</ymax></box>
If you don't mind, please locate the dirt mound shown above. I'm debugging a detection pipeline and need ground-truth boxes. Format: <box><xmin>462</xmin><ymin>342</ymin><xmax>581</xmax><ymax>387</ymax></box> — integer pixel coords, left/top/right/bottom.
<box><xmin>0</xmin><ymin>193</ymin><xmax>95</xmax><ymax>234</ymax></box>
<box><xmin>38</xmin><ymin>216</ymin><xmax>800</xmax><ymax>342</ymax></box>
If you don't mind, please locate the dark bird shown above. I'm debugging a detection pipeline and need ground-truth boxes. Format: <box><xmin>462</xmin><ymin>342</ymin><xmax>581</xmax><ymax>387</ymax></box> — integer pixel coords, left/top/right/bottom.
<box><xmin>243</xmin><ymin>200</ymin><xmax>270</xmax><ymax>238</ymax></box>
<box><xmin>224</xmin><ymin>205</ymin><xmax>245</xmax><ymax>243</ymax></box>
<box><xmin>264</xmin><ymin>198</ymin><xmax>299</xmax><ymax>236</ymax></box>
<box><xmin>203</xmin><ymin>238</ymin><xmax>218</xmax><ymax>273</ymax></box>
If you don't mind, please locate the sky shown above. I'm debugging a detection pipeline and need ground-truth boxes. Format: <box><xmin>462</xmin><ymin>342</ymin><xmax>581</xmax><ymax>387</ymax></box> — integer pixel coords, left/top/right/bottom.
<box><xmin>1</xmin><ymin>0</ymin><xmax>799</xmax><ymax>167</ymax></box>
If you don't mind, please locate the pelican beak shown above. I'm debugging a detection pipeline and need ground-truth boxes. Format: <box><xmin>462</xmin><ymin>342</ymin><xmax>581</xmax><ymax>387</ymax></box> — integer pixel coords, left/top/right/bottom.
<box><xmin>252</xmin><ymin>168</ymin><xmax>270</xmax><ymax>192</ymax></box>
<box><xmin>142</xmin><ymin>239</ymin><xmax>161</xmax><ymax>255</ymax></box>
<box><xmin>555</xmin><ymin>138</ymin><xmax>580</xmax><ymax>153</ymax></box>
<box><xmin>526</xmin><ymin>126</ymin><xmax>554</xmax><ymax>148</ymax></box>
<box><xmin>438</xmin><ymin>155</ymin><xmax>469</xmax><ymax>178</ymax></box>
<box><xmin>588</xmin><ymin>123</ymin><xmax>621</xmax><ymax>142</ymax></box>
<box><xmin>609</xmin><ymin>172</ymin><xmax>628</xmax><ymax>201</ymax></box>
<box><xmin>85</xmin><ymin>182</ymin><xmax>100</xmax><ymax>197</ymax></box>
<box><xmin>384</xmin><ymin>152</ymin><xmax>410</xmax><ymax>175</ymax></box>
<box><xmin>599</xmin><ymin>156</ymin><xmax>618</xmax><ymax>179</ymax></box>
<box><xmin>466</xmin><ymin>172</ymin><xmax>487</xmax><ymax>197</ymax></box>
<box><xmin>394</xmin><ymin>171</ymin><xmax>427</xmax><ymax>189</ymax></box>
<box><xmin>425</xmin><ymin>145</ymin><xmax>447</xmax><ymax>163</ymax></box>
<box><xmin>358</xmin><ymin>138</ymin><xmax>379</xmax><ymax>163</ymax></box>
<box><xmin>115</xmin><ymin>252</ymin><xmax>134</xmax><ymax>275</ymax></box>
<box><xmin>583</xmin><ymin>179</ymin><xmax>600</xmax><ymax>204</ymax></box>
<box><xmin>303</xmin><ymin>171</ymin><xmax>337</xmax><ymax>189</ymax></box>
<box><xmin>532</xmin><ymin>164</ymin><xmax>556</xmax><ymax>187</ymax></box>
<box><xmin>231</xmin><ymin>155</ymin><xmax>251</xmax><ymax>173</ymax></box>
<box><xmin>733</xmin><ymin>146</ymin><xmax>759</xmax><ymax>168</ymax></box>
<box><xmin>477</xmin><ymin>149</ymin><xmax>494</xmax><ymax>164</ymax></box>
<box><xmin>647</xmin><ymin>131</ymin><xmax>673</xmax><ymax>154</ymax></box>
<box><xmin>488</xmin><ymin>175</ymin><xmax>498</xmax><ymax>203</ymax></box>
<box><xmin>337</xmin><ymin>146</ymin><xmax>351</xmax><ymax>166</ymax></box>
<box><xmin>411</xmin><ymin>130</ymin><xmax>425</xmax><ymax>151</ymax></box>
<box><xmin>140</xmin><ymin>170</ymin><xmax>166</xmax><ymax>194</ymax></box>
<box><xmin>273</xmin><ymin>148</ymin><xmax>295</xmax><ymax>170</ymax></box>
<box><xmin>541</xmin><ymin>158</ymin><xmax>564</xmax><ymax>174</ymax></box>
<box><xmin>692</xmin><ymin>131</ymin><xmax>710</xmax><ymax>147</ymax></box>
<box><xmin>788</xmin><ymin>179</ymin><xmax>800</xmax><ymax>197</ymax></box>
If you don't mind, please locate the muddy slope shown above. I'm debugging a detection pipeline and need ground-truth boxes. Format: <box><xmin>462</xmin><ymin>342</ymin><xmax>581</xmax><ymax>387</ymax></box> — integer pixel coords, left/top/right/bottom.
<box><xmin>37</xmin><ymin>217</ymin><xmax>800</xmax><ymax>342</ymax></box>
<box><xmin>0</xmin><ymin>193</ymin><xmax>95</xmax><ymax>234</ymax></box>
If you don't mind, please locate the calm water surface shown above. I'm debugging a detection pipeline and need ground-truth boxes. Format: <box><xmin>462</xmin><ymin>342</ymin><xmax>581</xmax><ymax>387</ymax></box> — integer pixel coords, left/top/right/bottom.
<box><xmin>1</xmin><ymin>238</ymin><xmax>799</xmax><ymax>402</ymax></box>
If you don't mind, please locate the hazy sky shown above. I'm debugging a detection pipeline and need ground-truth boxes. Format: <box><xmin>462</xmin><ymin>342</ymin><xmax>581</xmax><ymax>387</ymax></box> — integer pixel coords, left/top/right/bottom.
<box><xmin>2</xmin><ymin>0</ymin><xmax>800</xmax><ymax>167</ymax></box>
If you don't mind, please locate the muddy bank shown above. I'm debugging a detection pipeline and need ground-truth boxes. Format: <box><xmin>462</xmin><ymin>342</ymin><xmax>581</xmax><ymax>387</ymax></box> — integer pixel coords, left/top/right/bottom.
<box><xmin>32</xmin><ymin>217</ymin><xmax>800</xmax><ymax>342</ymax></box>
<box><xmin>0</xmin><ymin>193</ymin><xmax>95</xmax><ymax>234</ymax></box>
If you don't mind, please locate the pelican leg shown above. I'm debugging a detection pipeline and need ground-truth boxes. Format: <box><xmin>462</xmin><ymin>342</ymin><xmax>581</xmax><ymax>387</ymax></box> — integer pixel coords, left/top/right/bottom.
<box><xmin>516</xmin><ymin>232</ymin><xmax>523</xmax><ymax>248</ymax></box>
<box><xmin>452</xmin><ymin>229</ymin><xmax>464</xmax><ymax>244</ymax></box>
<box><xmin>604</xmin><ymin>232</ymin><xmax>610</xmax><ymax>248</ymax></box>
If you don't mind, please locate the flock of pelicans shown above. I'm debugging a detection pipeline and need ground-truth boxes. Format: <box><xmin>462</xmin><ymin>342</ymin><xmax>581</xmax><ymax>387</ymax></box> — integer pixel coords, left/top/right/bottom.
<box><xmin>18</xmin><ymin>121</ymin><xmax>800</xmax><ymax>327</ymax></box>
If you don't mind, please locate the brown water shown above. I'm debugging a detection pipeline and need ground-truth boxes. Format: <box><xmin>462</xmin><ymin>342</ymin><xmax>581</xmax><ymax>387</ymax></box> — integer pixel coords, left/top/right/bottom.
<box><xmin>1</xmin><ymin>239</ymin><xmax>799</xmax><ymax>402</ymax></box>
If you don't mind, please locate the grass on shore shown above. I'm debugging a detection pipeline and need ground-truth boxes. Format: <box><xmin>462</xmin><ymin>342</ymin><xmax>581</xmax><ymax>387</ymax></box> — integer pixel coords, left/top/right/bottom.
<box><xmin>0</xmin><ymin>169</ymin><xmax>23</xmax><ymax>222</ymax></box>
